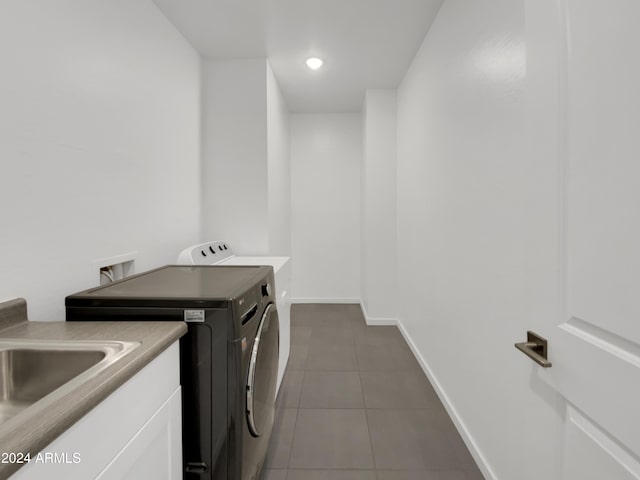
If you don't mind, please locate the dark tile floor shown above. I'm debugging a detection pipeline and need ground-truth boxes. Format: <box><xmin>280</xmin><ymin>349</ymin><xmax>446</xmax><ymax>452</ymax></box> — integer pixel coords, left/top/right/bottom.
<box><xmin>260</xmin><ymin>304</ymin><xmax>484</xmax><ymax>480</ymax></box>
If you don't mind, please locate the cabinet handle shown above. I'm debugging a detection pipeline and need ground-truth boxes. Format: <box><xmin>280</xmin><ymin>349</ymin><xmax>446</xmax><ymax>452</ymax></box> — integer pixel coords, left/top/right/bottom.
<box><xmin>515</xmin><ymin>331</ymin><xmax>552</xmax><ymax>368</ymax></box>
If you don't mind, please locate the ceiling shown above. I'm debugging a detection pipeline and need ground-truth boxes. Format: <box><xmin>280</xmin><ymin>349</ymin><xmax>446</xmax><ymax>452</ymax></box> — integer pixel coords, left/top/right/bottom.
<box><xmin>152</xmin><ymin>0</ymin><xmax>444</xmax><ymax>113</ymax></box>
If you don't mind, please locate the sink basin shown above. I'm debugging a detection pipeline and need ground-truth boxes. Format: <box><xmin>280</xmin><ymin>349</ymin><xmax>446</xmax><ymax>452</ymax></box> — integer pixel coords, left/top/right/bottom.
<box><xmin>0</xmin><ymin>339</ymin><xmax>139</xmax><ymax>425</ymax></box>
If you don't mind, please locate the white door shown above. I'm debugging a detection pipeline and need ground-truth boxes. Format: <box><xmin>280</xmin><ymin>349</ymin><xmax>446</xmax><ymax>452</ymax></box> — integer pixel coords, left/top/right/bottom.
<box><xmin>525</xmin><ymin>0</ymin><xmax>640</xmax><ymax>478</ymax></box>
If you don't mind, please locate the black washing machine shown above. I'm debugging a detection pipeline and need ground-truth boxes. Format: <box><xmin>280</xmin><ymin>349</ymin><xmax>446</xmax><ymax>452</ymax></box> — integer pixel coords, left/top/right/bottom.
<box><xmin>66</xmin><ymin>265</ymin><xmax>279</xmax><ymax>480</ymax></box>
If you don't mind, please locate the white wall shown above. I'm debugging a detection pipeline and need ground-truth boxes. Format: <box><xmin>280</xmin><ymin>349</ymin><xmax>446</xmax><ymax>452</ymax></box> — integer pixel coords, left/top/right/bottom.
<box><xmin>0</xmin><ymin>0</ymin><xmax>201</xmax><ymax>320</ymax></box>
<box><xmin>201</xmin><ymin>59</ymin><xmax>269</xmax><ymax>254</ymax></box>
<box><xmin>360</xmin><ymin>90</ymin><xmax>397</xmax><ymax>322</ymax></box>
<box><xmin>202</xmin><ymin>59</ymin><xmax>291</xmax><ymax>256</ymax></box>
<box><xmin>291</xmin><ymin>114</ymin><xmax>361</xmax><ymax>301</ymax></box>
<box><xmin>396</xmin><ymin>0</ymin><xmax>561</xmax><ymax>479</ymax></box>
<box><xmin>266</xmin><ymin>62</ymin><xmax>291</xmax><ymax>256</ymax></box>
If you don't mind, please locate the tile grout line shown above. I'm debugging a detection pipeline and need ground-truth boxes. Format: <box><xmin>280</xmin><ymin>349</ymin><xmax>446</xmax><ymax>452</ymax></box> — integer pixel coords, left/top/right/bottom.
<box><xmin>284</xmin><ymin>406</ymin><xmax>299</xmax><ymax>471</ymax></box>
<box><xmin>296</xmin><ymin>370</ymin><xmax>304</xmax><ymax>409</ymax></box>
<box><xmin>355</xmin><ymin>314</ymin><xmax>379</xmax><ymax>475</ymax></box>
<box><xmin>284</xmin><ymin>358</ymin><xmax>304</xmax><ymax>472</ymax></box>
<box><xmin>358</xmin><ymin>369</ymin><xmax>379</xmax><ymax>476</ymax></box>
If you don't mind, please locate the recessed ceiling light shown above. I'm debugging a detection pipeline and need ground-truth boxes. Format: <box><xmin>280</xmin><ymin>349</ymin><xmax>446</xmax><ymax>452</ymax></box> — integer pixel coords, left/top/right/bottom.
<box><xmin>306</xmin><ymin>57</ymin><xmax>323</xmax><ymax>70</ymax></box>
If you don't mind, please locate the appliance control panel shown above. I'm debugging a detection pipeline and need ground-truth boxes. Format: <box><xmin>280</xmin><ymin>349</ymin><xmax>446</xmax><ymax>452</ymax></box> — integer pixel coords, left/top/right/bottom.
<box><xmin>177</xmin><ymin>241</ymin><xmax>234</xmax><ymax>265</ymax></box>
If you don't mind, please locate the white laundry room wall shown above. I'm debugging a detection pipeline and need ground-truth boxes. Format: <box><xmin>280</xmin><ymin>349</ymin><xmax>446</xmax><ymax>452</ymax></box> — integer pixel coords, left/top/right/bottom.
<box><xmin>395</xmin><ymin>0</ymin><xmax>563</xmax><ymax>478</ymax></box>
<box><xmin>201</xmin><ymin>59</ymin><xmax>269</xmax><ymax>254</ymax></box>
<box><xmin>0</xmin><ymin>1</ymin><xmax>201</xmax><ymax>321</ymax></box>
<box><xmin>267</xmin><ymin>62</ymin><xmax>292</xmax><ymax>257</ymax></box>
<box><xmin>290</xmin><ymin>114</ymin><xmax>361</xmax><ymax>302</ymax></box>
<box><xmin>360</xmin><ymin>90</ymin><xmax>397</xmax><ymax>324</ymax></box>
<box><xmin>201</xmin><ymin>59</ymin><xmax>291</xmax><ymax>256</ymax></box>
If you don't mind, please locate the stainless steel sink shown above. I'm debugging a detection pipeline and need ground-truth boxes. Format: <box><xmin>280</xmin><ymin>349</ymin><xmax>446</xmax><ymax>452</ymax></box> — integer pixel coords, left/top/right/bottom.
<box><xmin>0</xmin><ymin>339</ymin><xmax>139</xmax><ymax>425</ymax></box>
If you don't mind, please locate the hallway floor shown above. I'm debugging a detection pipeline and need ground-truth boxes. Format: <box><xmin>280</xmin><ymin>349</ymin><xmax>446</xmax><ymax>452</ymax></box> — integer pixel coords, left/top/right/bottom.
<box><xmin>260</xmin><ymin>304</ymin><xmax>484</xmax><ymax>480</ymax></box>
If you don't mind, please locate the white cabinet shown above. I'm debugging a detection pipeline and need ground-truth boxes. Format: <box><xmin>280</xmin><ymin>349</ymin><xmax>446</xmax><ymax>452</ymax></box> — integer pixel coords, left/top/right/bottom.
<box><xmin>12</xmin><ymin>342</ymin><xmax>182</xmax><ymax>480</ymax></box>
<box><xmin>96</xmin><ymin>387</ymin><xmax>181</xmax><ymax>480</ymax></box>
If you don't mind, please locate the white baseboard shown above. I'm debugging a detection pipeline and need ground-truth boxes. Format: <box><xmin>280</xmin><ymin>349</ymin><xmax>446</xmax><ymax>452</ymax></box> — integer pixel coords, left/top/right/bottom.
<box><xmin>289</xmin><ymin>298</ymin><xmax>493</xmax><ymax>477</ymax></box>
<box><xmin>396</xmin><ymin>318</ymin><xmax>496</xmax><ymax>480</ymax></box>
<box><xmin>291</xmin><ymin>297</ymin><xmax>361</xmax><ymax>304</ymax></box>
<box><xmin>359</xmin><ymin>301</ymin><xmax>398</xmax><ymax>326</ymax></box>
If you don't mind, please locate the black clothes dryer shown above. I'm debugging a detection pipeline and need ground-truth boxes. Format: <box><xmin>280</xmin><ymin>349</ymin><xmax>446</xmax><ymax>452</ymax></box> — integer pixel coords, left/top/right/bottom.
<box><xmin>66</xmin><ymin>265</ymin><xmax>279</xmax><ymax>480</ymax></box>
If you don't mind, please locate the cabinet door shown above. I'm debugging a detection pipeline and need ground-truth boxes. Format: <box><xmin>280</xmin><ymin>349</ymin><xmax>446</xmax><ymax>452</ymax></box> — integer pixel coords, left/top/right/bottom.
<box><xmin>10</xmin><ymin>342</ymin><xmax>180</xmax><ymax>480</ymax></box>
<box><xmin>96</xmin><ymin>386</ymin><xmax>182</xmax><ymax>480</ymax></box>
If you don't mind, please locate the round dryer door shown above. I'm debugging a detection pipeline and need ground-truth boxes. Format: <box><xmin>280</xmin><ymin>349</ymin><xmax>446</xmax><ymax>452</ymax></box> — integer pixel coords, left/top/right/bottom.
<box><xmin>246</xmin><ymin>303</ymin><xmax>280</xmax><ymax>437</ymax></box>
